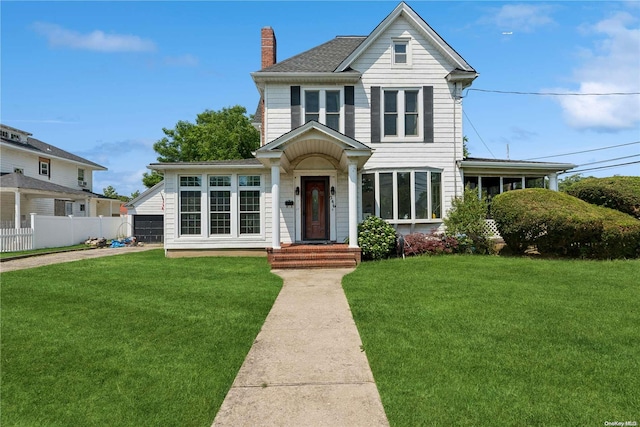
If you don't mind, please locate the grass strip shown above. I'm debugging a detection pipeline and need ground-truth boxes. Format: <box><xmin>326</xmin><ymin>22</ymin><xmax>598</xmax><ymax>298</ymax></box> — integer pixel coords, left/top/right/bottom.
<box><xmin>343</xmin><ymin>255</ymin><xmax>639</xmax><ymax>426</ymax></box>
<box><xmin>1</xmin><ymin>250</ymin><xmax>282</xmax><ymax>426</ymax></box>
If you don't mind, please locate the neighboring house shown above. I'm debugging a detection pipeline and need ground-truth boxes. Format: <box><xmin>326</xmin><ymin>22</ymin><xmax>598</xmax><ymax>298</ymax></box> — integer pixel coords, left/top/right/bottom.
<box><xmin>149</xmin><ymin>2</ymin><xmax>574</xmax><ymax>256</ymax></box>
<box><xmin>124</xmin><ymin>181</ymin><xmax>165</xmax><ymax>243</ymax></box>
<box><xmin>0</xmin><ymin>124</ymin><xmax>121</xmax><ymax>227</ymax></box>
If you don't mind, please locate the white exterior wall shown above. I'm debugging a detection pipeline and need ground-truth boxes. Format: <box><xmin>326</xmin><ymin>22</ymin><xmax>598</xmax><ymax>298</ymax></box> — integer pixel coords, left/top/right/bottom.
<box><xmin>127</xmin><ymin>186</ymin><xmax>165</xmax><ymax>215</ymax></box>
<box><xmin>163</xmin><ymin>168</ymin><xmax>271</xmax><ymax>250</ymax></box>
<box><xmin>0</xmin><ymin>145</ymin><xmax>96</xmax><ymax>192</ymax></box>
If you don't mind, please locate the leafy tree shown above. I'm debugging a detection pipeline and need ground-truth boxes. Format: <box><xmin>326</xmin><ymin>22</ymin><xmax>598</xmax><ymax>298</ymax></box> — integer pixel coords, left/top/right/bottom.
<box><xmin>463</xmin><ymin>135</ymin><xmax>470</xmax><ymax>159</ymax></box>
<box><xmin>102</xmin><ymin>186</ymin><xmax>138</xmax><ymax>202</ymax></box>
<box><xmin>142</xmin><ymin>170</ymin><xmax>164</xmax><ymax>188</ymax></box>
<box><xmin>142</xmin><ymin>105</ymin><xmax>259</xmax><ymax>188</ymax></box>
<box><xmin>558</xmin><ymin>173</ymin><xmax>592</xmax><ymax>192</ymax></box>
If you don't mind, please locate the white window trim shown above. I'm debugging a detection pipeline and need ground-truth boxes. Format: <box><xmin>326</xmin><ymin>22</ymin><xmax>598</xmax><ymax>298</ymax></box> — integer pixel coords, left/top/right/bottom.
<box><xmin>391</xmin><ymin>38</ymin><xmax>412</xmax><ymax>67</ymax></box>
<box><xmin>381</xmin><ymin>88</ymin><xmax>423</xmax><ymax>142</ymax></box>
<box><xmin>178</xmin><ymin>175</ymin><xmax>204</xmax><ymax>237</ymax></box>
<box><xmin>302</xmin><ymin>87</ymin><xmax>344</xmax><ymax>132</ymax></box>
<box><xmin>238</xmin><ymin>175</ymin><xmax>263</xmax><ymax>236</ymax></box>
<box><xmin>208</xmin><ymin>175</ymin><xmax>232</xmax><ymax>236</ymax></box>
<box><xmin>360</xmin><ymin>169</ymin><xmax>443</xmax><ymax>224</ymax></box>
<box><xmin>39</xmin><ymin>159</ymin><xmax>50</xmax><ymax>176</ymax></box>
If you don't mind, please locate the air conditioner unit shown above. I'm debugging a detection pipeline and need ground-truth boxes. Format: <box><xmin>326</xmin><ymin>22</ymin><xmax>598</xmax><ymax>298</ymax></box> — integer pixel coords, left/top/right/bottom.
<box><xmin>78</xmin><ymin>181</ymin><xmax>87</xmax><ymax>187</ymax></box>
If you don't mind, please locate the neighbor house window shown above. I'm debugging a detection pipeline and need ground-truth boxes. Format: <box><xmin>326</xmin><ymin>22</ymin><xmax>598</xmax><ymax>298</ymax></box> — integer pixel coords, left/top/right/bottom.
<box><xmin>239</xmin><ymin>175</ymin><xmax>261</xmax><ymax>234</ymax></box>
<box><xmin>79</xmin><ymin>204</ymin><xmax>86</xmax><ymax>212</ymax></box>
<box><xmin>179</xmin><ymin>175</ymin><xmax>202</xmax><ymax>235</ymax></box>
<box><xmin>383</xmin><ymin>89</ymin><xmax>421</xmax><ymax>139</ymax></box>
<box><xmin>39</xmin><ymin>158</ymin><xmax>50</xmax><ymax>176</ymax></box>
<box><xmin>362</xmin><ymin>170</ymin><xmax>443</xmax><ymax>222</ymax></box>
<box><xmin>303</xmin><ymin>89</ymin><xmax>343</xmax><ymax>132</ymax></box>
<box><xmin>209</xmin><ymin>175</ymin><xmax>231</xmax><ymax>235</ymax></box>
<box><xmin>78</xmin><ymin>168</ymin><xmax>85</xmax><ymax>181</ymax></box>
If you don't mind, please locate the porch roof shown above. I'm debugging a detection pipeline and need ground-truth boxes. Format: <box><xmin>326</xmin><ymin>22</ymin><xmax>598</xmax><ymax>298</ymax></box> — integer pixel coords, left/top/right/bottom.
<box><xmin>255</xmin><ymin>121</ymin><xmax>372</xmax><ymax>171</ymax></box>
<box><xmin>459</xmin><ymin>157</ymin><xmax>575</xmax><ymax>175</ymax></box>
<box><xmin>0</xmin><ymin>173</ymin><xmax>117</xmax><ymax>201</ymax></box>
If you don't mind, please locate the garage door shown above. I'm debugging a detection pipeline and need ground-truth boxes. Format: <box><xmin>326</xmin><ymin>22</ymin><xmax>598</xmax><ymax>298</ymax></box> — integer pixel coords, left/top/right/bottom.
<box><xmin>133</xmin><ymin>215</ymin><xmax>164</xmax><ymax>243</ymax></box>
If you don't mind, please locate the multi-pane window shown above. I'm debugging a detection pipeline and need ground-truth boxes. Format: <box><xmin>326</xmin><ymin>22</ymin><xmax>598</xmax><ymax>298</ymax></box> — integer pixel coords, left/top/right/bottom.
<box><xmin>305</xmin><ymin>91</ymin><xmax>320</xmax><ymax>123</ymax></box>
<box><xmin>39</xmin><ymin>158</ymin><xmax>50</xmax><ymax>176</ymax></box>
<box><xmin>209</xmin><ymin>175</ymin><xmax>231</xmax><ymax>235</ymax></box>
<box><xmin>303</xmin><ymin>89</ymin><xmax>343</xmax><ymax>132</ymax></box>
<box><xmin>404</xmin><ymin>91</ymin><xmax>419</xmax><ymax>136</ymax></box>
<box><xmin>78</xmin><ymin>168</ymin><xmax>85</xmax><ymax>181</ymax></box>
<box><xmin>383</xmin><ymin>89</ymin><xmax>420</xmax><ymax>138</ymax></box>
<box><xmin>384</xmin><ymin>91</ymin><xmax>398</xmax><ymax>137</ymax></box>
<box><xmin>326</xmin><ymin>91</ymin><xmax>340</xmax><ymax>131</ymax></box>
<box><xmin>362</xmin><ymin>170</ymin><xmax>443</xmax><ymax>222</ymax></box>
<box><xmin>180</xmin><ymin>175</ymin><xmax>202</xmax><ymax>235</ymax></box>
<box><xmin>239</xmin><ymin>175</ymin><xmax>261</xmax><ymax>234</ymax></box>
<box><xmin>393</xmin><ymin>41</ymin><xmax>408</xmax><ymax>64</ymax></box>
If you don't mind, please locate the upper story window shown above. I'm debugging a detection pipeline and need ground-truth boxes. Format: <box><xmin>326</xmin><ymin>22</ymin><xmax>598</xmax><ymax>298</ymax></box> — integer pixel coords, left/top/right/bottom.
<box><xmin>383</xmin><ymin>89</ymin><xmax>421</xmax><ymax>139</ymax></box>
<box><xmin>303</xmin><ymin>89</ymin><xmax>343</xmax><ymax>132</ymax></box>
<box><xmin>392</xmin><ymin>39</ymin><xmax>410</xmax><ymax>66</ymax></box>
<box><xmin>39</xmin><ymin>158</ymin><xmax>50</xmax><ymax>177</ymax></box>
<box><xmin>78</xmin><ymin>168</ymin><xmax>85</xmax><ymax>181</ymax></box>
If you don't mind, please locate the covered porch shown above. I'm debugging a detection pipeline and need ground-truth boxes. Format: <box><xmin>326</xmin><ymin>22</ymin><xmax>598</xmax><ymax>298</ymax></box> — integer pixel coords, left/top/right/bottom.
<box><xmin>255</xmin><ymin>121</ymin><xmax>371</xmax><ymax>266</ymax></box>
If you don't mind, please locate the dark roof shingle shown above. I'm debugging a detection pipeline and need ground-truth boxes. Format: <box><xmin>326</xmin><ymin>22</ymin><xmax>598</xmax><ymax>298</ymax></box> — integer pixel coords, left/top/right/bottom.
<box><xmin>1</xmin><ymin>136</ymin><xmax>106</xmax><ymax>169</ymax></box>
<box><xmin>257</xmin><ymin>36</ymin><xmax>366</xmax><ymax>73</ymax></box>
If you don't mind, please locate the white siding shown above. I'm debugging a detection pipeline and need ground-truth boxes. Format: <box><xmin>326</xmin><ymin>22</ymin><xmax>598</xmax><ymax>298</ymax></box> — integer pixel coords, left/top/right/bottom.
<box><xmin>127</xmin><ymin>185</ymin><xmax>165</xmax><ymax>215</ymax></box>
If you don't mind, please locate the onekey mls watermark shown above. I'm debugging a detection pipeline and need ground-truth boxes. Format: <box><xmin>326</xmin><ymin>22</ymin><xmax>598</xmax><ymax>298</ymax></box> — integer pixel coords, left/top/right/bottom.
<box><xmin>604</xmin><ymin>422</ymin><xmax>637</xmax><ymax>426</ymax></box>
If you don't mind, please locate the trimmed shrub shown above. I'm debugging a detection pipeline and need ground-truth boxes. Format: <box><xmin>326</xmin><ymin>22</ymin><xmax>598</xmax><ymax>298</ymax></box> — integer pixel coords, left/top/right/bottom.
<box><xmin>492</xmin><ymin>188</ymin><xmax>640</xmax><ymax>259</ymax></box>
<box><xmin>403</xmin><ymin>232</ymin><xmax>459</xmax><ymax>256</ymax></box>
<box><xmin>357</xmin><ymin>216</ymin><xmax>397</xmax><ymax>261</ymax></box>
<box><xmin>566</xmin><ymin>176</ymin><xmax>640</xmax><ymax>219</ymax></box>
<box><xmin>444</xmin><ymin>187</ymin><xmax>494</xmax><ymax>254</ymax></box>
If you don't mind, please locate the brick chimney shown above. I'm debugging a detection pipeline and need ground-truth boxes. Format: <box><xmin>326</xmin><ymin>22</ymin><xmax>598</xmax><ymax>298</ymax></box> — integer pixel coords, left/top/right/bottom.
<box><xmin>261</xmin><ymin>26</ymin><xmax>276</xmax><ymax>69</ymax></box>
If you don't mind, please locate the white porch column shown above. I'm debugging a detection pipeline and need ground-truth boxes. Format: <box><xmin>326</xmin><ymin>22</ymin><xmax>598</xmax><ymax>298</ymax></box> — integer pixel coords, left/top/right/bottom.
<box><xmin>14</xmin><ymin>190</ymin><xmax>21</xmax><ymax>229</ymax></box>
<box><xmin>548</xmin><ymin>173</ymin><xmax>559</xmax><ymax>191</ymax></box>
<box><xmin>86</xmin><ymin>197</ymin><xmax>91</xmax><ymax>216</ymax></box>
<box><xmin>271</xmin><ymin>160</ymin><xmax>281</xmax><ymax>249</ymax></box>
<box><xmin>348</xmin><ymin>160</ymin><xmax>358</xmax><ymax>248</ymax></box>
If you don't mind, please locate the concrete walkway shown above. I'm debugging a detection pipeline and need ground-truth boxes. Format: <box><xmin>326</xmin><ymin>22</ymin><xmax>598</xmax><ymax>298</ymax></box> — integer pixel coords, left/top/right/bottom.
<box><xmin>212</xmin><ymin>268</ymin><xmax>389</xmax><ymax>427</ymax></box>
<box><xmin>0</xmin><ymin>245</ymin><xmax>160</xmax><ymax>273</ymax></box>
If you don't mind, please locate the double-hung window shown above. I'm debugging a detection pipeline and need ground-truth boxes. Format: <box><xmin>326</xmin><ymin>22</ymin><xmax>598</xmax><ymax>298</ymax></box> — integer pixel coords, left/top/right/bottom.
<box><xmin>383</xmin><ymin>89</ymin><xmax>421</xmax><ymax>139</ymax></box>
<box><xmin>304</xmin><ymin>89</ymin><xmax>342</xmax><ymax>132</ymax></box>
<box><xmin>392</xmin><ymin>39</ymin><xmax>410</xmax><ymax>65</ymax></box>
<box><xmin>209</xmin><ymin>176</ymin><xmax>231</xmax><ymax>235</ymax></box>
<box><xmin>179</xmin><ymin>176</ymin><xmax>202</xmax><ymax>235</ymax></box>
<box><xmin>361</xmin><ymin>170</ymin><xmax>442</xmax><ymax>222</ymax></box>
<box><xmin>239</xmin><ymin>175</ymin><xmax>261</xmax><ymax>235</ymax></box>
<box><xmin>39</xmin><ymin>158</ymin><xmax>50</xmax><ymax>176</ymax></box>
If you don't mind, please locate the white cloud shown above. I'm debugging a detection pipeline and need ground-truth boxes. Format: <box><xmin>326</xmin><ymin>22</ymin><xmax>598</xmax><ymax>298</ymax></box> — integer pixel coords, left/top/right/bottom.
<box><xmin>554</xmin><ymin>12</ymin><xmax>640</xmax><ymax>131</ymax></box>
<box><xmin>163</xmin><ymin>54</ymin><xmax>199</xmax><ymax>67</ymax></box>
<box><xmin>31</xmin><ymin>22</ymin><xmax>156</xmax><ymax>52</ymax></box>
<box><xmin>482</xmin><ymin>4</ymin><xmax>555</xmax><ymax>32</ymax></box>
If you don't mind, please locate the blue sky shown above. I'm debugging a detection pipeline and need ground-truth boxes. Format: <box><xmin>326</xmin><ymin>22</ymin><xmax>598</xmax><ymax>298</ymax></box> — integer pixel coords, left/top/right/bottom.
<box><xmin>2</xmin><ymin>1</ymin><xmax>639</xmax><ymax>196</ymax></box>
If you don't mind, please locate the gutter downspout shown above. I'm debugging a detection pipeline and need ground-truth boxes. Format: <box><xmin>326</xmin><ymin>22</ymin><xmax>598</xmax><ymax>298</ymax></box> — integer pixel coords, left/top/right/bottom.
<box><xmin>453</xmin><ymin>82</ymin><xmax>460</xmax><ymax>198</ymax></box>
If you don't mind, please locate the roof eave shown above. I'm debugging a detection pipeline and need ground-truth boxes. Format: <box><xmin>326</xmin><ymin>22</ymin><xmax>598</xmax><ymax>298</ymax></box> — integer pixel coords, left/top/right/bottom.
<box><xmin>148</xmin><ymin>163</ymin><xmax>266</xmax><ymax>171</ymax></box>
<box><xmin>1</xmin><ymin>140</ymin><xmax>108</xmax><ymax>170</ymax></box>
<box><xmin>251</xmin><ymin>71</ymin><xmax>362</xmax><ymax>89</ymax></box>
<box><xmin>459</xmin><ymin>160</ymin><xmax>576</xmax><ymax>173</ymax></box>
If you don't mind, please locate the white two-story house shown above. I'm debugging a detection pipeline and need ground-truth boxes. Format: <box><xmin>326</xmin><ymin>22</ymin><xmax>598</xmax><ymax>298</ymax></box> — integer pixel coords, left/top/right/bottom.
<box><xmin>0</xmin><ymin>124</ymin><xmax>121</xmax><ymax>228</ymax></box>
<box><xmin>149</xmin><ymin>2</ymin><xmax>574</xmax><ymax>262</ymax></box>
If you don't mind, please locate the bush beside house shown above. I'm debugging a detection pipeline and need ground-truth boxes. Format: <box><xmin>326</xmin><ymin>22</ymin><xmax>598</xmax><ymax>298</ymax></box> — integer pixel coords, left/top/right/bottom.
<box><xmin>357</xmin><ymin>216</ymin><xmax>397</xmax><ymax>261</ymax></box>
<box><xmin>565</xmin><ymin>176</ymin><xmax>640</xmax><ymax>219</ymax></box>
<box><xmin>492</xmin><ymin>188</ymin><xmax>640</xmax><ymax>259</ymax></box>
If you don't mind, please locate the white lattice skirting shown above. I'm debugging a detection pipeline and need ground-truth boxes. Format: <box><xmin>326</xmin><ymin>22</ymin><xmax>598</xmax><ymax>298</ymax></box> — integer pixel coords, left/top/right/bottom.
<box><xmin>484</xmin><ymin>219</ymin><xmax>502</xmax><ymax>239</ymax></box>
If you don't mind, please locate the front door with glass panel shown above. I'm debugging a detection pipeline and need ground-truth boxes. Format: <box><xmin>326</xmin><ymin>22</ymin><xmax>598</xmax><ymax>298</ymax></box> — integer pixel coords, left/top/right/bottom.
<box><xmin>303</xmin><ymin>177</ymin><xmax>329</xmax><ymax>240</ymax></box>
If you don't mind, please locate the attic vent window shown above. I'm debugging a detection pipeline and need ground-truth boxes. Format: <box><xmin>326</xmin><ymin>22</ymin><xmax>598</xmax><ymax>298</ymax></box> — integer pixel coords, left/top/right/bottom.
<box><xmin>392</xmin><ymin>39</ymin><xmax>410</xmax><ymax>66</ymax></box>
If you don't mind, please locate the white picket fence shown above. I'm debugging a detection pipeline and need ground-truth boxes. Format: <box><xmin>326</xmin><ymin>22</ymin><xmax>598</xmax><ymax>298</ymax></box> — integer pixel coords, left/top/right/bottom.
<box><xmin>0</xmin><ymin>214</ymin><xmax>132</xmax><ymax>253</ymax></box>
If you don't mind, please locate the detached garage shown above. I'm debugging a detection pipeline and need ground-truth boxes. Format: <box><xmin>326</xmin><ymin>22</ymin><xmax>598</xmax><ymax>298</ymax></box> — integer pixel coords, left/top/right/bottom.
<box><xmin>125</xmin><ymin>182</ymin><xmax>165</xmax><ymax>243</ymax></box>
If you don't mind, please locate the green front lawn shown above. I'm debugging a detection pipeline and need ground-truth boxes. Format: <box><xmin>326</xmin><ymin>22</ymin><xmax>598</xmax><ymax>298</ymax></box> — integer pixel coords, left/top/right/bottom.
<box><xmin>0</xmin><ymin>244</ymin><xmax>89</xmax><ymax>259</ymax></box>
<box><xmin>343</xmin><ymin>256</ymin><xmax>639</xmax><ymax>426</ymax></box>
<box><xmin>1</xmin><ymin>250</ymin><xmax>282</xmax><ymax>426</ymax></box>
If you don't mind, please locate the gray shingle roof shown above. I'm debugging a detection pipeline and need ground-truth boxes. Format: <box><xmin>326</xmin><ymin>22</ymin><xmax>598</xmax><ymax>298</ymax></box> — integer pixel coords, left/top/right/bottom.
<box><xmin>257</xmin><ymin>36</ymin><xmax>366</xmax><ymax>73</ymax></box>
<box><xmin>149</xmin><ymin>158</ymin><xmax>263</xmax><ymax>167</ymax></box>
<box><xmin>0</xmin><ymin>172</ymin><xmax>117</xmax><ymax>199</ymax></box>
<box><xmin>1</xmin><ymin>136</ymin><xmax>106</xmax><ymax>170</ymax></box>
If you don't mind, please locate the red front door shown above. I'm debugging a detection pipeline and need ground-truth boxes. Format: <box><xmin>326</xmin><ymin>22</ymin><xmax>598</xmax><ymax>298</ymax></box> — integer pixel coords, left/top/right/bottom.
<box><xmin>303</xmin><ymin>178</ymin><xmax>329</xmax><ymax>240</ymax></box>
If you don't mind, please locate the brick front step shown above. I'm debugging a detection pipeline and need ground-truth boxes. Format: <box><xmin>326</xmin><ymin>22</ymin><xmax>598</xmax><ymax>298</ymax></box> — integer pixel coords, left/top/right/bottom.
<box><xmin>267</xmin><ymin>244</ymin><xmax>361</xmax><ymax>269</ymax></box>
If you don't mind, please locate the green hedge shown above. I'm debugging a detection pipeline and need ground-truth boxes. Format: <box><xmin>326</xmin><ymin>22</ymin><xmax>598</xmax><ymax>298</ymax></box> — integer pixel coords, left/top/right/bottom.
<box><xmin>491</xmin><ymin>189</ymin><xmax>640</xmax><ymax>259</ymax></box>
<box><xmin>565</xmin><ymin>176</ymin><xmax>640</xmax><ymax>219</ymax></box>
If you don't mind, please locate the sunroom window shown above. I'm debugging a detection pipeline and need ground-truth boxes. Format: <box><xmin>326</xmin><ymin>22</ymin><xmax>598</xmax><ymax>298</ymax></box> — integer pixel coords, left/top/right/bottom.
<box><xmin>362</xmin><ymin>170</ymin><xmax>443</xmax><ymax>222</ymax></box>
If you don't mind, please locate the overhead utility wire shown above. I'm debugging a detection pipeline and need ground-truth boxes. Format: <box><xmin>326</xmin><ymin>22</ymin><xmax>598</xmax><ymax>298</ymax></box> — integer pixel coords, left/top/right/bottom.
<box><xmin>462</xmin><ymin>110</ymin><xmax>496</xmax><ymax>159</ymax></box>
<box><xmin>575</xmin><ymin>154</ymin><xmax>640</xmax><ymax>168</ymax></box>
<box><xmin>567</xmin><ymin>160</ymin><xmax>640</xmax><ymax>175</ymax></box>
<box><xmin>463</xmin><ymin>88</ymin><xmax>640</xmax><ymax>97</ymax></box>
<box><xmin>525</xmin><ymin>141</ymin><xmax>640</xmax><ymax>160</ymax></box>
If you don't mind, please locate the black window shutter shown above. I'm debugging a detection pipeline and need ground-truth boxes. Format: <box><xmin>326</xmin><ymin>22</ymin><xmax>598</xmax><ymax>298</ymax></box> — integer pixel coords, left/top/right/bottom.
<box><xmin>370</xmin><ymin>86</ymin><xmax>380</xmax><ymax>143</ymax></box>
<box><xmin>345</xmin><ymin>86</ymin><xmax>355</xmax><ymax>138</ymax></box>
<box><xmin>291</xmin><ymin>86</ymin><xmax>301</xmax><ymax>129</ymax></box>
<box><xmin>423</xmin><ymin>86</ymin><xmax>434</xmax><ymax>143</ymax></box>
